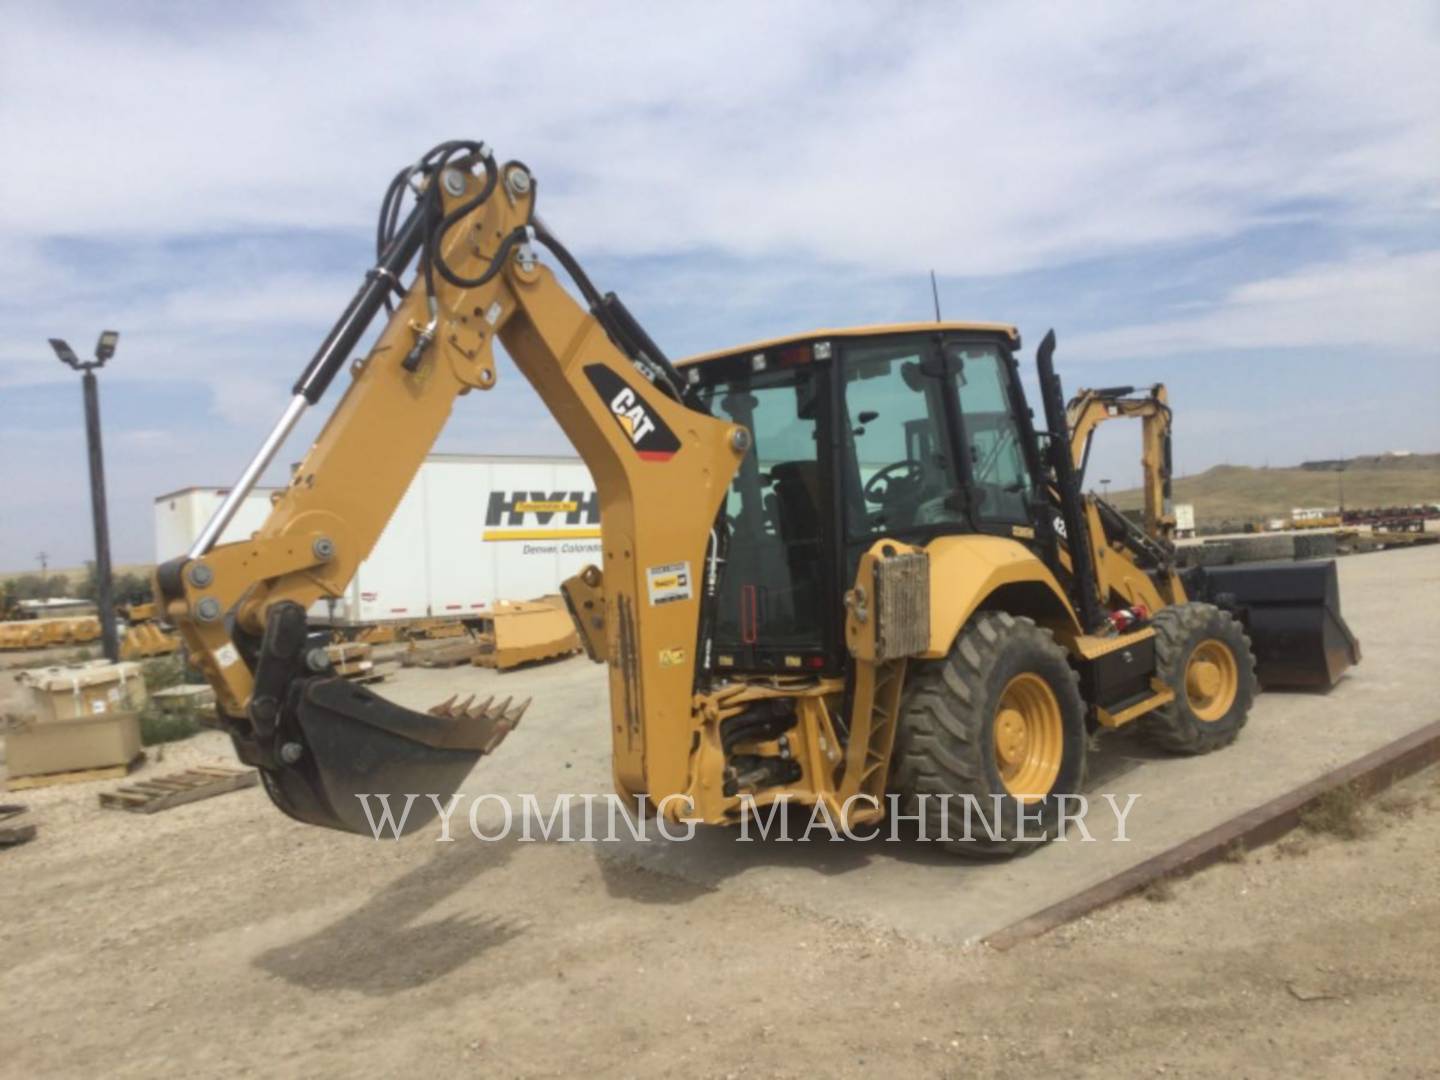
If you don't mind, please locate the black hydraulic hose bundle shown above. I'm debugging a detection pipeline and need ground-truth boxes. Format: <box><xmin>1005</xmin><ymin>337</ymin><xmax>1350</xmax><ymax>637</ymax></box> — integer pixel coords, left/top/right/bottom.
<box><xmin>292</xmin><ymin>200</ymin><xmax>427</xmax><ymax>404</ymax></box>
<box><xmin>370</xmin><ymin>139</ymin><xmax>697</xmax><ymax>407</ymax></box>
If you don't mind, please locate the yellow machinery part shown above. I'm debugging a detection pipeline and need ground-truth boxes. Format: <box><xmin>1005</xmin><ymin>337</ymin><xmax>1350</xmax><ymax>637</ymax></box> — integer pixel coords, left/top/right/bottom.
<box><xmin>474</xmin><ymin>598</ymin><xmax>581</xmax><ymax>671</ymax></box>
<box><xmin>1185</xmin><ymin>638</ymin><xmax>1240</xmax><ymax>722</ymax></box>
<box><xmin>119</xmin><ymin>621</ymin><xmax>180</xmax><ymax>660</ymax></box>
<box><xmin>921</xmin><ymin>535</ymin><xmax>1079</xmax><ymax>659</ymax></box>
<box><xmin>993</xmin><ymin>672</ymin><xmax>1065</xmax><ymax>802</ymax></box>
<box><xmin>0</xmin><ymin>621</ymin><xmax>49</xmax><ymax>650</ymax></box>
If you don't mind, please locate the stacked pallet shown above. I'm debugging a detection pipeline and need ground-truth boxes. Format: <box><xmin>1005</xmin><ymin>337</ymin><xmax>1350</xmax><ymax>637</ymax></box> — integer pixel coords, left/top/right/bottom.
<box><xmin>401</xmin><ymin>635</ymin><xmax>484</xmax><ymax>668</ymax></box>
<box><xmin>325</xmin><ymin>641</ymin><xmax>386</xmax><ymax>684</ymax></box>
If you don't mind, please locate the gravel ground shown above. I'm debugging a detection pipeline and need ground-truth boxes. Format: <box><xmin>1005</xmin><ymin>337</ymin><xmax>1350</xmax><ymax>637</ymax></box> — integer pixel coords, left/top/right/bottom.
<box><xmin>2</xmin><ymin>547</ymin><xmax>1438</xmax><ymax>1077</ymax></box>
<box><xmin>2</xmin><ymin>718</ymin><xmax>1438</xmax><ymax>1076</ymax></box>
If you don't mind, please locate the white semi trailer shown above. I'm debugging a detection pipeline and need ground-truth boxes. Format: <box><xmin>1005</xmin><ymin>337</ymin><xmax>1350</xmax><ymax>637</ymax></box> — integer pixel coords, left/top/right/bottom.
<box><xmin>154</xmin><ymin>453</ymin><xmax>598</xmax><ymax>625</ymax></box>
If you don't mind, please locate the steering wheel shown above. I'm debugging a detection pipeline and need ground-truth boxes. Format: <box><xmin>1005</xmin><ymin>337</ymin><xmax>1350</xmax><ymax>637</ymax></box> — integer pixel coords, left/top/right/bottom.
<box><xmin>863</xmin><ymin>459</ymin><xmax>924</xmax><ymax>504</ymax></box>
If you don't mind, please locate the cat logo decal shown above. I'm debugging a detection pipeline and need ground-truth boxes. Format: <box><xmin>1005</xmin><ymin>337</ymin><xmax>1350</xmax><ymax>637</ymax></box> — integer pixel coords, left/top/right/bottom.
<box><xmin>584</xmin><ymin>365</ymin><xmax>681</xmax><ymax>461</ymax></box>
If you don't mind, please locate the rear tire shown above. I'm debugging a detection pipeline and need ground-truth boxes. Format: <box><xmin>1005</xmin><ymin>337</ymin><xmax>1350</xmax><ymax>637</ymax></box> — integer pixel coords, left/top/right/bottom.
<box><xmin>1138</xmin><ymin>602</ymin><xmax>1256</xmax><ymax>754</ymax></box>
<box><xmin>891</xmin><ymin>612</ymin><xmax>1087</xmax><ymax>857</ymax></box>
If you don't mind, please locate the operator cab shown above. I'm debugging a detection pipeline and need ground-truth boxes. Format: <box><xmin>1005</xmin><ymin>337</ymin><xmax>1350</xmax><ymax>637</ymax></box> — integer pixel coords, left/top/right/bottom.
<box><xmin>681</xmin><ymin>323</ymin><xmax>1044</xmax><ymax>674</ymax></box>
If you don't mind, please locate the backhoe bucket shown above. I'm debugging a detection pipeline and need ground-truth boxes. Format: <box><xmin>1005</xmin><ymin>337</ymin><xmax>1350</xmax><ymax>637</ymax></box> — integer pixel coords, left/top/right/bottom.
<box><xmin>259</xmin><ymin>678</ymin><xmax>526</xmax><ymax>837</ymax></box>
<box><xmin>1188</xmin><ymin>559</ymin><xmax>1361</xmax><ymax>690</ymax></box>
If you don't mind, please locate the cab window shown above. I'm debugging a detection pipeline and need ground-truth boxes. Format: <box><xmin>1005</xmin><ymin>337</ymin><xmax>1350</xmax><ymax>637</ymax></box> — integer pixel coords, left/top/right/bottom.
<box><xmin>950</xmin><ymin>344</ymin><xmax>1032</xmax><ymax>526</ymax></box>
<box><xmin>842</xmin><ymin>339</ymin><xmax>963</xmax><ymax>539</ymax></box>
<box><xmin>699</xmin><ymin>368</ymin><xmax>825</xmax><ymax>655</ymax></box>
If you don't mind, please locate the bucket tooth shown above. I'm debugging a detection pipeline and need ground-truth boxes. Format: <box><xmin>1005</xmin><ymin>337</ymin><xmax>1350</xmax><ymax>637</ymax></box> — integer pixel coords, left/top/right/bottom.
<box><xmin>475</xmin><ymin>702</ymin><xmax>532</xmax><ymax>754</ymax></box>
<box><xmin>430</xmin><ymin>693</ymin><xmax>478</xmax><ymax>719</ymax></box>
<box><xmin>464</xmin><ymin>695</ymin><xmax>496</xmax><ymax>721</ymax></box>
<box><xmin>484</xmin><ymin>718</ymin><xmax>517</xmax><ymax>752</ymax></box>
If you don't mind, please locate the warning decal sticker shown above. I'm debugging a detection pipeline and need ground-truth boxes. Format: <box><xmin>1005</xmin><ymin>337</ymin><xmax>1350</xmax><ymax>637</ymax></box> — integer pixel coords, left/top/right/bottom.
<box><xmin>646</xmin><ymin>562</ymin><xmax>693</xmax><ymax>606</ymax></box>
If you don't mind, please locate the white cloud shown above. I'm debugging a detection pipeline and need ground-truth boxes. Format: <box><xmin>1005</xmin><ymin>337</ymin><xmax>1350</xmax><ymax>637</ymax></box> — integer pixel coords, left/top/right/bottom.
<box><xmin>1069</xmin><ymin>249</ymin><xmax>1440</xmax><ymax>358</ymax></box>
<box><xmin>2</xmin><ymin>2</ymin><xmax>1438</xmax><ymax>563</ymax></box>
<box><xmin>2</xmin><ymin>2</ymin><xmax>1436</xmax><ymax>275</ymax></box>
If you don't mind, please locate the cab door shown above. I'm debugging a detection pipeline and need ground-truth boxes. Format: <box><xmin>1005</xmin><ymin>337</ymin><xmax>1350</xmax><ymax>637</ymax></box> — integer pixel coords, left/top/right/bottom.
<box><xmin>944</xmin><ymin>341</ymin><xmax>1038</xmax><ymax>534</ymax></box>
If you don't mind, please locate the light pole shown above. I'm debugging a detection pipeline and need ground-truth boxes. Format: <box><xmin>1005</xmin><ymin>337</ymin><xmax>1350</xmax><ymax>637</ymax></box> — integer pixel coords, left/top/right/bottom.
<box><xmin>49</xmin><ymin>331</ymin><xmax>120</xmax><ymax>663</ymax></box>
<box><xmin>1100</xmin><ymin>477</ymin><xmax>1112</xmax><ymax>500</ymax></box>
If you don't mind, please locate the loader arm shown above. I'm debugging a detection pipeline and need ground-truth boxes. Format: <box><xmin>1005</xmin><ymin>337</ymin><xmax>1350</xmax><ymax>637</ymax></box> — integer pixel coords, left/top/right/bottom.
<box><xmin>1067</xmin><ymin>384</ymin><xmax>1174</xmax><ymax>544</ymax></box>
<box><xmin>1045</xmin><ymin>381</ymin><xmax>1187</xmax><ymax>613</ymax></box>
<box><xmin>1061</xmin><ymin>379</ymin><xmax>1359</xmax><ymax>688</ymax></box>
<box><xmin>155</xmin><ymin>142</ymin><xmax>748</xmax><ymax>834</ymax></box>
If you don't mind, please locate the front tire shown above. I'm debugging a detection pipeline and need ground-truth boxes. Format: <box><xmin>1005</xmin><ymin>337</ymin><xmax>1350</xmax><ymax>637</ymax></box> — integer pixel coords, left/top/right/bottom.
<box><xmin>891</xmin><ymin>612</ymin><xmax>1087</xmax><ymax>857</ymax></box>
<box><xmin>1138</xmin><ymin>602</ymin><xmax>1256</xmax><ymax>754</ymax></box>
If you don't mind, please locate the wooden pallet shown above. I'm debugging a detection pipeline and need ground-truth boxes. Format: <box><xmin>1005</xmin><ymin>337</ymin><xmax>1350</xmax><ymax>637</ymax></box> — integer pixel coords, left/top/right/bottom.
<box><xmin>150</xmin><ymin>684</ymin><xmax>216</xmax><ymax>714</ymax></box>
<box><xmin>7</xmin><ymin>753</ymin><xmax>146</xmax><ymax>792</ymax></box>
<box><xmin>402</xmin><ymin>639</ymin><xmax>483</xmax><ymax>668</ymax></box>
<box><xmin>98</xmin><ymin>765</ymin><xmax>257</xmax><ymax>815</ymax></box>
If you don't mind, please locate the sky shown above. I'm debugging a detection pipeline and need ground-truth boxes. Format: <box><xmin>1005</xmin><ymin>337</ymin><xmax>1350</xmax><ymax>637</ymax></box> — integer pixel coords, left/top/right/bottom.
<box><xmin>2</xmin><ymin>1</ymin><xmax>1438</xmax><ymax>568</ymax></box>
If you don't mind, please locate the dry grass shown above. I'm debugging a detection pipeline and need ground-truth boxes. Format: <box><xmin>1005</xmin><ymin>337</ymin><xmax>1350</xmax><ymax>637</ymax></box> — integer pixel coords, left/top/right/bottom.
<box><xmin>1376</xmin><ymin>792</ymin><xmax>1421</xmax><ymax>820</ymax></box>
<box><xmin>1299</xmin><ymin>783</ymin><xmax>1371</xmax><ymax>841</ymax></box>
<box><xmin>1275</xmin><ymin>833</ymin><xmax>1312</xmax><ymax>859</ymax></box>
<box><xmin>137</xmin><ymin>656</ymin><xmax>203</xmax><ymax>746</ymax></box>
<box><xmin>1142</xmin><ymin>877</ymin><xmax>1177</xmax><ymax>903</ymax></box>
<box><xmin>1110</xmin><ymin>460</ymin><xmax>1440</xmax><ymax>524</ymax></box>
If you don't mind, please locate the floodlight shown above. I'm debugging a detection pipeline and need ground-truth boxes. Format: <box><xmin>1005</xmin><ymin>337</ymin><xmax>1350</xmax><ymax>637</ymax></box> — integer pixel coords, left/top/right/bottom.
<box><xmin>95</xmin><ymin>330</ymin><xmax>119</xmax><ymax>362</ymax></box>
<box><xmin>49</xmin><ymin>337</ymin><xmax>81</xmax><ymax>369</ymax></box>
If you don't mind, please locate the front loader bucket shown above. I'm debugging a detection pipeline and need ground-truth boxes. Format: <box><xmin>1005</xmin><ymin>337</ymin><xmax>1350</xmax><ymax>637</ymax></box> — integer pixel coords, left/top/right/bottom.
<box><xmin>1188</xmin><ymin>559</ymin><xmax>1361</xmax><ymax>690</ymax></box>
<box><xmin>259</xmin><ymin>678</ymin><xmax>526</xmax><ymax>837</ymax></box>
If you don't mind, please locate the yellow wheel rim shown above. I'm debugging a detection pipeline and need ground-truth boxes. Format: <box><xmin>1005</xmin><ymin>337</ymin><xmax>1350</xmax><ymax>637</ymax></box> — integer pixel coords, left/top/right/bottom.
<box><xmin>1185</xmin><ymin>639</ymin><xmax>1239</xmax><ymax>722</ymax></box>
<box><xmin>993</xmin><ymin>673</ymin><xmax>1064</xmax><ymax>802</ymax></box>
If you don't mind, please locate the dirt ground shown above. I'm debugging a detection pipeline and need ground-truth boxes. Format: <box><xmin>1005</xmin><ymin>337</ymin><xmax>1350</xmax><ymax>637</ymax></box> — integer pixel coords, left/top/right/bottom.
<box><xmin>1</xmin><ymin>729</ymin><xmax>1437</xmax><ymax>1076</ymax></box>
<box><xmin>2</xmin><ymin>545</ymin><xmax>1438</xmax><ymax>1077</ymax></box>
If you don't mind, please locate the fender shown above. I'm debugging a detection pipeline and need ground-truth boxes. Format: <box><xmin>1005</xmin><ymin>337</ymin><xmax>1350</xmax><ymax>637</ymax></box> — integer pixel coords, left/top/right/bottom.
<box><xmin>921</xmin><ymin>534</ymin><xmax>1080</xmax><ymax>659</ymax></box>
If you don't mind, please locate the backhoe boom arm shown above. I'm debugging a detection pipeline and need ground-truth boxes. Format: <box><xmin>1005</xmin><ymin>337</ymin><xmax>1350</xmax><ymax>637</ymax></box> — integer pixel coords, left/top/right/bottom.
<box><xmin>156</xmin><ymin>142</ymin><xmax>747</xmax><ymax>834</ymax></box>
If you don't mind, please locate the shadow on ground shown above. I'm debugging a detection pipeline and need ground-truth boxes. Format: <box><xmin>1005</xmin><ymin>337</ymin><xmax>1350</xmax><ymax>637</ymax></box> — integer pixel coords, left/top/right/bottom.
<box><xmin>256</xmin><ymin>838</ymin><xmax>521</xmax><ymax>995</ymax></box>
<box><xmin>590</xmin><ymin>738</ymin><xmax>1154</xmax><ymax>903</ymax></box>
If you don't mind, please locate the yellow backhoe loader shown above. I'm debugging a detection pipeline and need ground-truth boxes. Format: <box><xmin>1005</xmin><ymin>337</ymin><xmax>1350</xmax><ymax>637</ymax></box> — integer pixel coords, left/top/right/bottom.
<box><xmin>155</xmin><ymin>140</ymin><xmax>1359</xmax><ymax>853</ymax></box>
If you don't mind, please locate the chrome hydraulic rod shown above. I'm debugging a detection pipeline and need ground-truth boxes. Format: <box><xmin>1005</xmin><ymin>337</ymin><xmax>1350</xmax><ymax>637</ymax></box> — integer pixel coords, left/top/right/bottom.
<box><xmin>187</xmin><ymin>394</ymin><xmax>308</xmax><ymax>558</ymax></box>
<box><xmin>186</xmin><ymin>201</ymin><xmax>428</xmax><ymax>559</ymax></box>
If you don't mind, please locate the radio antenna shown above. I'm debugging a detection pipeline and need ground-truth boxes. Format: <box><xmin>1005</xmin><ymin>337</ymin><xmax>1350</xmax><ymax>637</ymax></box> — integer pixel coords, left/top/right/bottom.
<box><xmin>929</xmin><ymin>270</ymin><xmax>942</xmax><ymax>322</ymax></box>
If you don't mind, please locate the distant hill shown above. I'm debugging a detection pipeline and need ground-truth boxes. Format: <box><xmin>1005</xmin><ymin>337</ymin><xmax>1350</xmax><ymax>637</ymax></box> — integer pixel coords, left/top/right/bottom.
<box><xmin>1297</xmin><ymin>452</ymin><xmax>1440</xmax><ymax>473</ymax></box>
<box><xmin>1110</xmin><ymin>454</ymin><xmax>1440</xmax><ymax>525</ymax></box>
